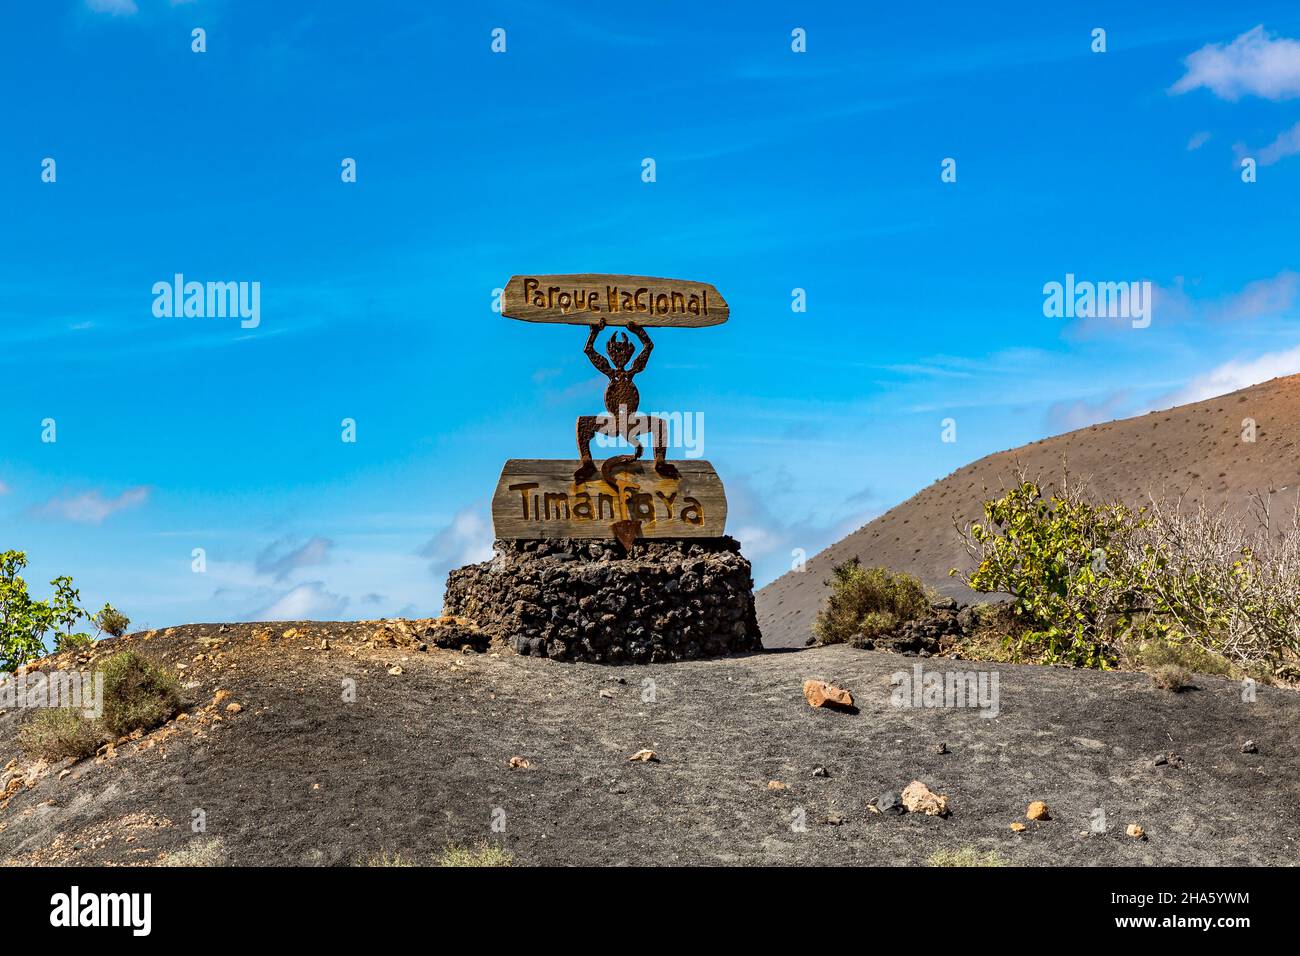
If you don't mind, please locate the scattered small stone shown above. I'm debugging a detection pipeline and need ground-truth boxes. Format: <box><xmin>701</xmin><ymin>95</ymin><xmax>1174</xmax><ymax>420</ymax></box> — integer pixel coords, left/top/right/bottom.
<box><xmin>1009</xmin><ymin>821</ymin><xmax>1027</xmax><ymax>833</ymax></box>
<box><xmin>874</xmin><ymin>791</ymin><xmax>904</xmax><ymax>814</ymax></box>
<box><xmin>225</xmin><ymin>702</ymin><xmax>242</xmax><ymax>715</ymax></box>
<box><xmin>900</xmin><ymin>780</ymin><xmax>949</xmax><ymax>817</ymax></box>
<box><xmin>767</xmin><ymin>780</ymin><xmax>787</xmax><ymax>791</ymax></box>
<box><xmin>803</xmin><ymin>679</ymin><xmax>854</xmax><ymax>710</ymax></box>
<box><xmin>1026</xmin><ymin>801</ymin><xmax>1050</xmax><ymax>821</ymax></box>
<box><xmin>387</xmin><ymin>665</ymin><xmax>403</xmax><ymax>675</ymax></box>
<box><xmin>508</xmin><ymin>756</ymin><xmax>530</xmax><ymax>769</ymax></box>
<box><xmin>212</xmin><ymin>689</ymin><xmax>232</xmax><ymax>707</ymax></box>
<box><xmin>812</xmin><ymin>765</ymin><xmax>829</xmax><ymax>778</ymax></box>
<box><xmin>1153</xmin><ymin>751</ymin><xmax>1185</xmax><ymax>769</ymax></box>
<box><xmin>320</xmin><ymin>639</ymin><xmax>330</xmax><ymax>650</ymax></box>
<box><xmin>282</xmin><ymin>628</ymin><xmax>300</xmax><ymax>640</ymax></box>
<box><xmin>934</xmin><ymin>742</ymin><xmax>949</xmax><ymax>755</ymax></box>
<box><xmin>824</xmin><ymin>813</ymin><xmax>846</xmax><ymax>826</ymax></box>
<box><xmin>628</xmin><ymin>749</ymin><xmax>658</xmax><ymax>763</ymax></box>
<box><xmin>1241</xmin><ymin>740</ymin><xmax>1258</xmax><ymax>754</ymax></box>
<box><xmin>1126</xmin><ymin>823</ymin><xmax>1146</xmax><ymax>840</ymax></box>
<box><xmin>599</xmin><ymin>688</ymin><xmax>616</xmax><ymax>699</ymax></box>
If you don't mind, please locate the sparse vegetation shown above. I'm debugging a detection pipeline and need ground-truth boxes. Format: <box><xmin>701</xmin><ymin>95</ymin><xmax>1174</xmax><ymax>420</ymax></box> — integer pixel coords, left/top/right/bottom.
<box><xmin>159</xmin><ymin>838</ymin><xmax>226</xmax><ymax>867</ymax></box>
<box><xmin>928</xmin><ymin>847</ymin><xmax>1008</xmax><ymax>867</ymax></box>
<box><xmin>16</xmin><ymin>707</ymin><xmax>103</xmax><ymax>761</ymax></box>
<box><xmin>437</xmin><ymin>841</ymin><xmax>513</xmax><ymax>867</ymax></box>
<box><xmin>356</xmin><ymin>851</ymin><xmax>416</xmax><ymax>867</ymax></box>
<box><xmin>812</xmin><ymin>559</ymin><xmax>932</xmax><ymax>646</ymax></box>
<box><xmin>94</xmin><ymin>604</ymin><xmax>130</xmax><ymax>639</ymax></box>
<box><xmin>99</xmin><ymin>651</ymin><xmax>181</xmax><ymax>737</ymax></box>
<box><xmin>1150</xmin><ymin>663</ymin><xmax>1192</xmax><ymax>692</ymax></box>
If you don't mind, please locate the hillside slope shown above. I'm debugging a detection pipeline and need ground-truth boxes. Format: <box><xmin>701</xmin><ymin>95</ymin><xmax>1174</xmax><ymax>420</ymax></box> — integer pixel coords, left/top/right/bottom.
<box><xmin>1</xmin><ymin>623</ymin><xmax>1295</xmax><ymax>866</ymax></box>
<box><xmin>757</xmin><ymin>375</ymin><xmax>1300</xmax><ymax>648</ymax></box>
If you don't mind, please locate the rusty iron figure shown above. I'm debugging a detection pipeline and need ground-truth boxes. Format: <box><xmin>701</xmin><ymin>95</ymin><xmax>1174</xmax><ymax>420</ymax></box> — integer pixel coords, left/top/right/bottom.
<box><xmin>575</xmin><ymin>317</ymin><xmax>680</xmax><ymax>488</ymax></box>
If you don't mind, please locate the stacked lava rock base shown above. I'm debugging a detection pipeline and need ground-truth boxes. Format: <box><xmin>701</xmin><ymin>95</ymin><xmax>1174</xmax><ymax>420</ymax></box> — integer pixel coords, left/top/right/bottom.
<box><xmin>443</xmin><ymin>537</ymin><xmax>762</xmax><ymax>663</ymax></box>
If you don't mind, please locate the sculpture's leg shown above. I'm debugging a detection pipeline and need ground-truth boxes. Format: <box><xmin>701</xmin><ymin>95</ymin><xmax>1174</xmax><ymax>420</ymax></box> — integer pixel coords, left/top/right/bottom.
<box><xmin>575</xmin><ymin>415</ymin><xmax>602</xmax><ymax>483</ymax></box>
<box><xmin>629</xmin><ymin>415</ymin><xmax>679</xmax><ymax>479</ymax></box>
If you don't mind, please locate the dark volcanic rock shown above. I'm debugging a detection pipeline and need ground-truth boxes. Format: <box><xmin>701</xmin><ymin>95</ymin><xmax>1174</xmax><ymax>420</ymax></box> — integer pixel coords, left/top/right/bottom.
<box><xmin>442</xmin><ymin>537</ymin><xmax>763</xmax><ymax>664</ymax></box>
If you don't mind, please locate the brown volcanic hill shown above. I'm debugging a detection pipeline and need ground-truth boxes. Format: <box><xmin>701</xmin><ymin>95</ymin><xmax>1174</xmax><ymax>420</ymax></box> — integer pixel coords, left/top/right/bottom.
<box><xmin>757</xmin><ymin>374</ymin><xmax>1300</xmax><ymax>649</ymax></box>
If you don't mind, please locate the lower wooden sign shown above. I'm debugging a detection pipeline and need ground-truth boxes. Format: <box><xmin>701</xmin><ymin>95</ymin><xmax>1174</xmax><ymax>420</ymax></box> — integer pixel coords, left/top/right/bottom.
<box><xmin>492</xmin><ymin>459</ymin><xmax>727</xmax><ymax>544</ymax></box>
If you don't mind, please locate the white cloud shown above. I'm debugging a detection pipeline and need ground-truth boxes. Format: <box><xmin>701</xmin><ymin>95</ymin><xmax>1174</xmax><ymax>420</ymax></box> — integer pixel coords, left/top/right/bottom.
<box><xmin>255</xmin><ymin>535</ymin><xmax>333</xmax><ymax>581</ymax></box>
<box><xmin>1166</xmin><ymin>345</ymin><xmax>1300</xmax><ymax>406</ymax></box>
<box><xmin>250</xmin><ymin>581</ymin><xmax>350</xmax><ymax>621</ymax></box>
<box><xmin>0</xmin><ymin>480</ymin><xmax>9</xmax><ymax>495</ymax></box>
<box><xmin>1171</xmin><ymin>26</ymin><xmax>1300</xmax><ymax>100</ymax></box>
<box><xmin>35</xmin><ymin>486</ymin><xmax>150</xmax><ymax>524</ymax></box>
<box><xmin>1186</xmin><ymin>130</ymin><xmax>1212</xmax><ymax>151</ymax></box>
<box><xmin>419</xmin><ymin>504</ymin><xmax>495</xmax><ymax>575</ymax></box>
<box><xmin>86</xmin><ymin>0</ymin><xmax>139</xmax><ymax>15</ymax></box>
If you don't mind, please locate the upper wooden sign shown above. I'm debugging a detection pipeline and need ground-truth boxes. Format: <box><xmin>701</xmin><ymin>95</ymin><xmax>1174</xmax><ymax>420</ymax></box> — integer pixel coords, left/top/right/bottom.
<box><xmin>503</xmin><ymin>274</ymin><xmax>729</xmax><ymax>328</ymax></box>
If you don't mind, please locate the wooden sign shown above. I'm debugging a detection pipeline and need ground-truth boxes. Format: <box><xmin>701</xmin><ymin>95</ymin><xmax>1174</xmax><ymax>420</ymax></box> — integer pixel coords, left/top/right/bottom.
<box><xmin>502</xmin><ymin>274</ymin><xmax>728</xmax><ymax>327</ymax></box>
<box><xmin>492</xmin><ymin>459</ymin><xmax>727</xmax><ymax>543</ymax></box>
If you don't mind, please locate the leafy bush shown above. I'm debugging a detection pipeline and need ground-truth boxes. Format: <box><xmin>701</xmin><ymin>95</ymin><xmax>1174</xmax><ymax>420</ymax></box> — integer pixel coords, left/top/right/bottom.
<box><xmin>17</xmin><ymin>708</ymin><xmax>103</xmax><ymax>761</ymax></box>
<box><xmin>99</xmin><ymin>651</ymin><xmax>180</xmax><ymax>737</ymax></box>
<box><xmin>956</xmin><ymin>474</ymin><xmax>1300</xmax><ymax>675</ymax></box>
<box><xmin>953</xmin><ymin>475</ymin><xmax>1147</xmax><ymax>668</ymax></box>
<box><xmin>1</xmin><ymin>551</ymin><xmax>121</xmax><ymax>669</ymax></box>
<box><xmin>812</xmin><ymin>560</ymin><xmax>932</xmax><ymax>645</ymax></box>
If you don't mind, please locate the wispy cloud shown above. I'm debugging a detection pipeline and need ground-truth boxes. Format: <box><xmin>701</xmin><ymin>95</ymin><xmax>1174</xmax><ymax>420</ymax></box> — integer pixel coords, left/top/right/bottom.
<box><xmin>1244</xmin><ymin>121</ymin><xmax>1300</xmax><ymax>167</ymax></box>
<box><xmin>254</xmin><ymin>535</ymin><xmax>333</xmax><ymax>582</ymax></box>
<box><xmin>34</xmin><ymin>487</ymin><xmax>150</xmax><ymax>524</ymax></box>
<box><xmin>1171</xmin><ymin>26</ymin><xmax>1300</xmax><ymax>101</ymax></box>
<box><xmin>86</xmin><ymin>0</ymin><xmax>138</xmax><ymax>16</ymax></box>
<box><xmin>1186</xmin><ymin>130</ymin><xmax>1212</xmax><ymax>151</ymax></box>
<box><xmin>419</xmin><ymin>504</ymin><xmax>494</xmax><ymax>576</ymax></box>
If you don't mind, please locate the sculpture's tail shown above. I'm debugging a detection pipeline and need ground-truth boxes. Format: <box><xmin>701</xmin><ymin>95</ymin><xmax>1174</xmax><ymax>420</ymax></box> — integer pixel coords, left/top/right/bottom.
<box><xmin>600</xmin><ymin>453</ymin><xmax>641</xmax><ymax>489</ymax></box>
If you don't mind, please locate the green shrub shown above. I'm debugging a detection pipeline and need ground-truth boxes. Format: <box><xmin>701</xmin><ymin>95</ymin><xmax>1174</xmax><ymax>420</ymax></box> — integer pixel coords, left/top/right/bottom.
<box><xmin>812</xmin><ymin>560</ymin><xmax>932</xmax><ymax>645</ymax></box>
<box><xmin>94</xmin><ymin>604</ymin><xmax>130</xmax><ymax>639</ymax></box>
<box><xmin>953</xmin><ymin>476</ymin><xmax>1145</xmax><ymax>668</ymax></box>
<box><xmin>55</xmin><ymin>632</ymin><xmax>95</xmax><ymax>654</ymax></box>
<box><xmin>99</xmin><ymin>651</ymin><xmax>180</xmax><ymax>737</ymax></box>
<box><xmin>17</xmin><ymin>708</ymin><xmax>103</xmax><ymax>761</ymax></box>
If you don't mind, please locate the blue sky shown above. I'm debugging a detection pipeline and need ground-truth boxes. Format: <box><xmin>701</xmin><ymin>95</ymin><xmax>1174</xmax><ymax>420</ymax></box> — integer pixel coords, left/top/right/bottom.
<box><xmin>2</xmin><ymin>1</ymin><xmax>1299</xmax><ymax>628</ymax></box>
